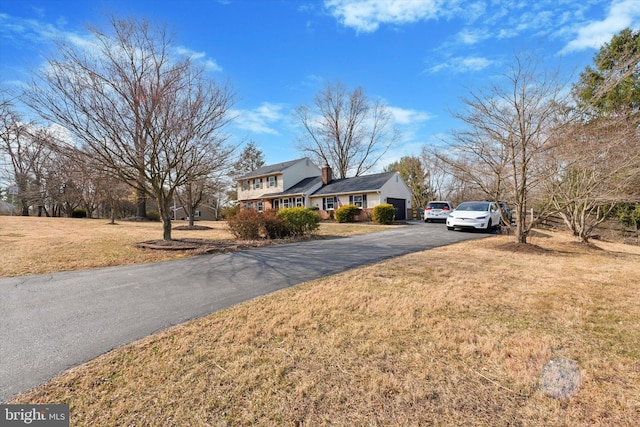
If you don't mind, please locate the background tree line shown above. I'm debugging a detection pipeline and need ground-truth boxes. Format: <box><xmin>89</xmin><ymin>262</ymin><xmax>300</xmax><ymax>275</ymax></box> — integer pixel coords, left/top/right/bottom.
<box><xmin>394</xmin><ymin>29</ymin><xmax>638</xmax><ymax>244</ymax></box>
<box><xmin>1</xmin><ymin>16</ymin><xmax>638</xmax><ymax>244</ymax></box>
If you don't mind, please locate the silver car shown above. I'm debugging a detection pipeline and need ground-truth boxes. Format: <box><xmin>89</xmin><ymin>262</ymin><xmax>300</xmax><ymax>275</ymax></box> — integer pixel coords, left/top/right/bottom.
<box><xmin>446</xmin><ymin>201</ymin><xmax>501</xmax><ymax>231</ymax></box>
<box><xmin>424</xmin><ymin>201</ymin><xmax>453</xmax><ymax>223</ymax></box>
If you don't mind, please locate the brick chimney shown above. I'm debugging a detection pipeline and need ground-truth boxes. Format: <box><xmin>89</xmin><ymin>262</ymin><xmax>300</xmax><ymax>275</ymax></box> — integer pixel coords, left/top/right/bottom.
<box><xmin>321</xmin><ymin>164</ymin><xmax>332</xmax><ymax>185</ymax></box>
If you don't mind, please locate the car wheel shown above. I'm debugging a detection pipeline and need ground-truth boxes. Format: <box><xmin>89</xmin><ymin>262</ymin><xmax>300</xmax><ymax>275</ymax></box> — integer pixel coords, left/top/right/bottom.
<box><xmin>485</xmin><ymin>219</ymin><xmax>492</xmax><ymax>232</ymax></box>
<box><xmin>447</xmin><ymin>226</ymin><xmax>454</xmax><ymax>231</ymax></box>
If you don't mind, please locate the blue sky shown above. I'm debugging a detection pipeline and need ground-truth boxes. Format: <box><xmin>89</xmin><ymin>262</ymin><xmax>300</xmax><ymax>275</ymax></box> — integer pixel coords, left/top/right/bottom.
<box><xmin>1</xmin><ymin>0</ymin><xmax>639</xmax><ymax>170</ymax></box>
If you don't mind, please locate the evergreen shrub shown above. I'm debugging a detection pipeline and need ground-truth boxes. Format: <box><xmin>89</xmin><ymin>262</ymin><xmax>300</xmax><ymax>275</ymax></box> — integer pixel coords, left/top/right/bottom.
<box><xmin>372</xmin><ymin>203</ymin><xmax>395</xmax><ymax>225</ymax></box>
<box><xmin>335</xmin><ymin>204</ymin><xmax>361</xmax><ymax>223</ymax></box>
<box><xmin>72</xmin><ymin>208</ymin><xmax>87</xmax><ymax>218</ymax></box>
<box><xmin>277</xmin><ymin>207</ymin><xmax>320</xmax><ymax>236</ymax></box>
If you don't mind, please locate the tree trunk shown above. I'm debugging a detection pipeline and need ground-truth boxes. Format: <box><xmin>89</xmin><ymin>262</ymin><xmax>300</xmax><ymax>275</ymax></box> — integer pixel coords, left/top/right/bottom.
<box><xmin>136</xmin><ymin>188</ymin><xmax>147</xmax><ymax>218</ymax></box>
<box><xmin>159</xmin><ymin>197</ymin><xmax>173</xmax><ymax>241</ymax></box>
<box><xmin>513</xmin><ymin>204</ymin><xmax>528</xmax><ymax>244</ymax></box>
<box><xmin>162</xmin><ymin>215</ymin><xmax>172</xmax><ymax>241</ymax></box>
<box><xmin>109</xmin><ymin>201</ymin><xmax>117</xmax><ymax>225</ymax></box>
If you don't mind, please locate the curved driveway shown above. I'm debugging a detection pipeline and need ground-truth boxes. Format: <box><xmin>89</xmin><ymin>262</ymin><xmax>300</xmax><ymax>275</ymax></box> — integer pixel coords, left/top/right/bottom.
<box><xmin>0</xmin><ymin>222</ymin><xmax>488</xmax><ymax>402</ymax></box>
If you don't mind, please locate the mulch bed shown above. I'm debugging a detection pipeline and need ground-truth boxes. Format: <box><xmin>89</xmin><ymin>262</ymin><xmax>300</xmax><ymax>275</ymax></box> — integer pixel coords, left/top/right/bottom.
<box><xmin>493</xmin><ymin>242</ymin><xmax>553</xmax><ymax>254</ymax></box>
<box><xmin>136</xmin><ymin>238</ymin><xmax>276</xmax><ymax>253</ymax></box>
<box><xmin>136</xmin><ymin>235</ymin><xmax>319</xmax><ymax>254</ymax></box>
<box><xmin>172</xmin><ymin>225</ymin><xmax>214</xmax><ymax>231</ymax></box>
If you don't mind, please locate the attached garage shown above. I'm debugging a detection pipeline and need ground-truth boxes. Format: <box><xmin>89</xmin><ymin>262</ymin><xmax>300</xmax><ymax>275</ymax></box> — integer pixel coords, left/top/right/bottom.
<box><xmin>386</xmin><ymin>197</ymin><xmax>406</xmax><ymax>220</ymax></box>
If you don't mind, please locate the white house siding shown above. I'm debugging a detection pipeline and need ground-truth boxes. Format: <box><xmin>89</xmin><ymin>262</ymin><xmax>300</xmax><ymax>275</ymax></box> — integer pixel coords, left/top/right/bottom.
<box><xmin>281</xmin><ymin>159</ymin><xmax>321</xmax><ymax>190</ymax></box>
<box><xmin>237</xmin><ymin>173</ymin><xmax>284</xmax><ymax>201</ymax></box>
<box><xmin>379</xmin><ymin>173</ymin><xmax>412</xmax><ymax>210</ymax></box>
<box><xmin>307</xmin><ymin>191</ymin><xmax>382</xmax><ymax>210</ymax></box>
<box><xmin>237</xmin><ymin>159</ymin><xmax>321</xmax><ymax>203</ymax></box>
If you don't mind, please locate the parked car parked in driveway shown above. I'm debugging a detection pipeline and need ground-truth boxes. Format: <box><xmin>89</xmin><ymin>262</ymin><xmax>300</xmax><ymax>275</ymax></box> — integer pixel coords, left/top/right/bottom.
<box><xmin>424</xmin><ymin>201</ymin><xmax>453</xmax><ymax>223</ymax></box>
<box><xmin>446</xmin><ymin>201</ymin><xmax>501</xmax><ymax>232</ymax></box>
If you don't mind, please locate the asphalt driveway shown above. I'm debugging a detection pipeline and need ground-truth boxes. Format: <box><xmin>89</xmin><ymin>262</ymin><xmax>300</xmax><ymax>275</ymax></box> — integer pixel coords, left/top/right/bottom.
<box><xmin>0</xmin><ymin>221</ymin><xmax>489</xmax><ymax>402</ymax></box>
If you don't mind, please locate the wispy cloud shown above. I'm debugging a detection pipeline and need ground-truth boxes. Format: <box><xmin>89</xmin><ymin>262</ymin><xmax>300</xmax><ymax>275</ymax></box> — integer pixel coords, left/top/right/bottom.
<box><xmin>427</xmin><ymin>56</ymin><xmax>494</xmax><ymax>74</ymax></box>
<box><xmin>456</xmin><ymin>28</ymin><xmax>489</xmax><ymax>45</ymax></box>
<box><xmin>1</xmin><ymin>14</ymin><xmax>224</xmax><ymax>75</ymax></box>
<box><xmin>324</xmin><ymin>0</ymin><xmax>454</xmax><ymax>33</ymax></box>
<box><xmin>174</xmin><ymin>46</ymin><xmax>223</xmax><ymax>72</ymax></box>
<box><xmin>388</xmin><ymin>106</ymin><xmax>432</xmax><ymax>125</ymax></box>
<box><xmin>232</xmin><ymin>102</ymin><xmax>286</xmax><ymax>135</ymax></box>
<box><xmin>561</xmin><ymin>0</ymin><xmax>640</xmax><ymax>53</ymax></box>
<box><xmin>0</xmin><ymin>13</ymin><xmax>61</xmax><ymax>45</ymax></box>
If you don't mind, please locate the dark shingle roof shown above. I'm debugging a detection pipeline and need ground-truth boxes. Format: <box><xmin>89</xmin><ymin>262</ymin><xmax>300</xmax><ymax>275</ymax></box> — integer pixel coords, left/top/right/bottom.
<box><xmin>312</xmin><ymin>172</ymin><xmax>397</xmax><ymax>195</ymax></box>
<box><xmin>262</xmin><ymin>176</ymin><xmax>323</xmax><ymax>197</ymax></box>
<box><xmin>240</xmin><ymin>158</ymin><xmax>312</xmax><ymax>179</ymax></box>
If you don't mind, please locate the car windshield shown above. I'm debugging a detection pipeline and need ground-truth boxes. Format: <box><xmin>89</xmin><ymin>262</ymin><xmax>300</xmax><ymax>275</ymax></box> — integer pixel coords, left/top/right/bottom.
<box><xmin>456</xmin><ymin>202</ymin><xmax>490</xmax><ymax>211</ymax></box>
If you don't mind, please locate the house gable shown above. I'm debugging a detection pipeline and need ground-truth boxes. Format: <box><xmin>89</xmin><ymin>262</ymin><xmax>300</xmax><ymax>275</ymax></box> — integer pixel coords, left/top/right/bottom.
<box><xmin>237</xmin><ymin>158</ymin><xmax>322</xmax><ymax>208</ymax></box>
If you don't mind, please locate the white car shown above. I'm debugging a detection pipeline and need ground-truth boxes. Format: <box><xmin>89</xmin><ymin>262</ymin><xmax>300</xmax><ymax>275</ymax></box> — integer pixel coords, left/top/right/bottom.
<box><xmin>446</xmin><ymin>201</ymin><xmax>501</xmax><ymax>232</ymax></box>
<box><xmin>424</xmin><ymin>201</ymin><xmax>453</xmax><ymax>222</ymax></box>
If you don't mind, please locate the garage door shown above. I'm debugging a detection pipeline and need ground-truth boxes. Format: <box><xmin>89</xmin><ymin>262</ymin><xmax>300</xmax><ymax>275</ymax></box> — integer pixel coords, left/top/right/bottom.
<box><xmin>386</xmin><ymin>198</ymin><xmax>406</xmax><ymax>220</ymax></box>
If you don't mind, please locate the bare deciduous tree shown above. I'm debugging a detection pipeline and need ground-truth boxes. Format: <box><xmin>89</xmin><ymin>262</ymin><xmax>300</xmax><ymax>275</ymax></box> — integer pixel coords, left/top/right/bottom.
<box><xmin>0</xmin><ymin>96</ymin><xmax>55</xmax><ymax>216</ymax></box>
<box><xmin>431</xmin><ymin>53</ymin><xmax>571</xmax><ymax>243</ymax></box>
<box><xmin>545</xmin><ymin>117</ymin><xmax>640</xmax><ymax>242</ymax></box>
<box><xmin>25</xmin><ymin>16</ymin><xmax>235</xmax><ymax>240</ymax></box>
<box><xmin>545</xmin><ymin>29</ymin><xmax>640</xmax><ymax>242</ymax></box>
<box><xmin>419</xmin><ymin>147</ymin><xmax>457</xmax><ymax>202</ymax></box>
<box><xmin>295</xmin><ymin>81</ymin><xmax>397</xmax><ymax>178</ymax></box>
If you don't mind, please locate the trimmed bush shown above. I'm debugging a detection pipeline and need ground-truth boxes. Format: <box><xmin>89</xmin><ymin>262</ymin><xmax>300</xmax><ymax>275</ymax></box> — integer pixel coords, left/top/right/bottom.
<box><xmin>72</xmin><ymin>208</ymin><xmax>87</xmax><ymax>218</ymax></box>
<box><xmin>226</xmin><ymin>209</ymin><xmax>264</xmax><ymax>240</ymax></box>
<box><xmin>262</xmin><ymin>209</ymin><xmax>291</xmax><ymax>239</ymax></box>
<box><xmin>146</xmin><ymin>210</ymin><xmax>161</xmax><ymax>221</ymax></box>
<box><xmin>335</xmin><ymin>204</ymin><xmax>361</xmax><ymax>223</ymax></box>
<box><xmin>277</xmin><ymin>207</ymin><xmax>320</xmax><ymax>236</ymax></box>
<box><xmin>372</xmin><ymin>203</ymin><xmax>396</xmax><ymax>225</ymax></box>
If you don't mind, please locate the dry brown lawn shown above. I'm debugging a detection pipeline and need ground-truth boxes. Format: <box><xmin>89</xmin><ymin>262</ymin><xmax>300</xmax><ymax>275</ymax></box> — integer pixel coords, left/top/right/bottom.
<box><xmin>6</xmin><ymin>221</ymin><xmax>640</xmax><ymax>426</ymax></box>
<box><xmin>0</xmin><ymin>216</ymin><xmax>390</xmax><ymax>277</ymax></box>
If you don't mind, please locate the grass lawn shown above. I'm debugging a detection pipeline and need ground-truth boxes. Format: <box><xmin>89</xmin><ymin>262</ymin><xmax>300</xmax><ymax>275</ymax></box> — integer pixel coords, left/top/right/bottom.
<box><xmin>4</xmin><ymin>217</ymin><xmax>640</xmax><ymax>425</ymax></box>
<box><xmin>0</xmin><ymin>216</ymin><xmax>391</xmax><ymax>277</ymax></box>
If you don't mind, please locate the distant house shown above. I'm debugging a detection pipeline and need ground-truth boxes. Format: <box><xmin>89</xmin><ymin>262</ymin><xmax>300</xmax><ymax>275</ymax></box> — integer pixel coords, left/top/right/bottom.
<box><xmin>172</xmin><ymin>204</ymin><xmax>217</xmax><ymax>221</ymax></box>
<box><xmin>237</xmin><ymin>158</ymin><xmax>413</xmax><ymax>220</ymax></box>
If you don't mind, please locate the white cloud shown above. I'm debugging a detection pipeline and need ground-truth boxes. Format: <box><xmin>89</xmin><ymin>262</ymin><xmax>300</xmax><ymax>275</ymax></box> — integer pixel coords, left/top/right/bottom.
<box><xmin>324</xmin><ymin>0</ymin><xmax>453</xmax><ymax>33</ymax></box>
<box><xmin>232</xmin><ymin>102</ymin><xmax>286</xmax><ymax>135</ymax></box>
<box><xmin>175</xmin><ymin>46</ymin><xmax>223</xmax><ymax>72</ymax></box>
<box><xmin>428</xmin><ymin>56</ymin><xmax>494</xmax><ymax>73</ymax></box>
<box><xmin>388</xmin><ymin>106</ymin><xmax>432</xmax><ymax>125</ymax></box>
<box><xmin>562</xmin><ymin>0</ymin><xmax>640</xmax><ymax>53</ymax></box>
<box><xmin>457</xmin><ymin>28</ymin><xmax>489</xmax><ymax>45</ymax></box>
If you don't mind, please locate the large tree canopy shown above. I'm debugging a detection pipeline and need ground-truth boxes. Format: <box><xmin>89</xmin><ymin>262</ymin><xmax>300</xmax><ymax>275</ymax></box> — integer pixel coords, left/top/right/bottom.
<box><xmin>433</xmin><ymin>53</ymin><xmax>571</xmax><ymax>244</ymax></box>
<box><xmin>25</xmin><ymin>16</ymin><xmax>235</xmax><ymax>240</ymax></box>
<box><xmin>295</xmin><ymin>81</ymin><xmax>397</xmax><ymax>179</ymax></box>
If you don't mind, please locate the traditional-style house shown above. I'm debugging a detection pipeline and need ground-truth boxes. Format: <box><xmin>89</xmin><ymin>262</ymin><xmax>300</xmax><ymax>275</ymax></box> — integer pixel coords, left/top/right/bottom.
<box><xmin>237</xmin><ymin>158</ymin><xmax>413</xmax><ymax>220</ymax></box>
<box><xmin>237</xmin><ymin>158</ymin><xmax>322</xmax><ymax>212</ymax></box>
